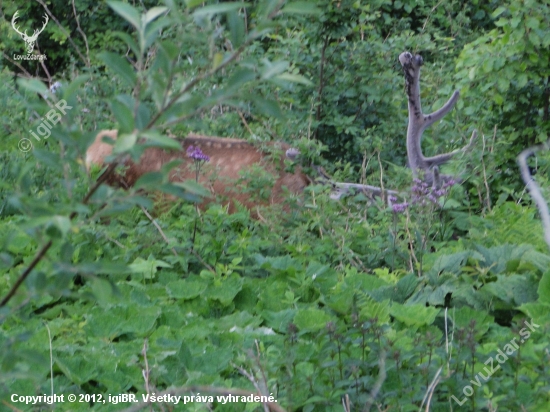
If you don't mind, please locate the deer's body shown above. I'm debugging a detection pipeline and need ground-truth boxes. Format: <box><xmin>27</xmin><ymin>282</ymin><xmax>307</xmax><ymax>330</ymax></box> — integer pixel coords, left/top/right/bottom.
<box><xmin>86</xmin><ymin>130</ymin><xmax>310</xmax><ymax>213</ymax></box>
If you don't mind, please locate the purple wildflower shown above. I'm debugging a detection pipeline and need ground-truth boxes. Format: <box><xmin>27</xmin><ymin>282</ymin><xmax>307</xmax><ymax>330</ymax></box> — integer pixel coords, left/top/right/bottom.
<box><xmin>187</xmin><ymin>146</ymin><xmax>210</xmax><ymax>162</ymax></box>
<box><xmin>392</xmin><ymin>202</ymin><xmax>409</xmax><ymax>213</ymax></box>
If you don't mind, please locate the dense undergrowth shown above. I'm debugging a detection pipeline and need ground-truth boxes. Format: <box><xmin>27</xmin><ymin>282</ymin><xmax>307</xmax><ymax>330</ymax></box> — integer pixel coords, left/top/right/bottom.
<box><xmin>1</xmin><ymin>0</ymin><xmax>550</xmax><ymax>411</ymax></box>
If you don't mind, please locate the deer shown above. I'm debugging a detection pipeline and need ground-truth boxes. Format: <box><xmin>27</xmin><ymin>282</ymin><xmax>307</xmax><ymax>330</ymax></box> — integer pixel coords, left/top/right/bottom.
<box><xmin>86</xmin><ymin>130</ymin><xmax>312</xmax><ymax>214</ymax></box>
<box><xmin>86</xmin><ymin>52</ymin><xmax>476</xmax><ymax>214</ymax></box>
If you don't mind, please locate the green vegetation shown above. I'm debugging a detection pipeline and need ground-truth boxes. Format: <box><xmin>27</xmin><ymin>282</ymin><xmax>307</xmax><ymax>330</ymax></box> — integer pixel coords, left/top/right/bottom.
<box><xmin>1</xmin><ymin>0</ymin><xmax>550</xmax><ymax>411</ymax></box>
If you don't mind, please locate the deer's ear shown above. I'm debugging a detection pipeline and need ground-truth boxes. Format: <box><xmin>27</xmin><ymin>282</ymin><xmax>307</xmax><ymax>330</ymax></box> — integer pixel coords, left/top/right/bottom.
<box><xmin>85</xmin><ymin>130</ymin><xmax>117</xmax><ymax>170</ymax></box>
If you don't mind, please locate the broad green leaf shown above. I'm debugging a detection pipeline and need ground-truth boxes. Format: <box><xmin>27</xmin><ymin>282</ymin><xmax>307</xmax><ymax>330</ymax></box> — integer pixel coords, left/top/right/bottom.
<box><xmin>359</xmin><ymin>297</ymin><xmax>390</xmax><ymax>324</ymax></box>
<box><xmin>167</xmin><ymin>279</ymin><xmax>207</xmax><ymax>300</ymax></box>
<box><xmin>16</xmin><ymin>78</ymin><xmax>48</xmax><ymax>95</ymax></box>
<box><xmin>108</xmin><ymin>1</ymin><xmax>141</xmax><ymax>30</ymax></box>
<box><xmin>205</xmin><ymin>273</ymin><xmax>243</xmax><ymax>306</ymax></box>
<box><xmin>491</xmin><ymin>6</ymin><xmax>507</xmax><ymax>18</ymax></box>
<box><xmin>261</xmin><ymin>309</ymin><xmax>296</xmax><ymax>332</ymax></box>
<box><xmin>390</xmin><ymin>303</ymin><xmax>439</xmax><ymax>326</ymax></box>
<box><xmin>261</xmin><ymin>60</ymin><xmax>289</xmax><ymax>79</ymax></box>
<box><xmin>450</xmin><ymin>306</ymin><xmax>493</xmax><ymax>340</ymax></box>
<box><xmin>143</xmin><ymin>6</ymin><xmax>168</xmax><ymax>24</ymax></box>
<box><xmin>293</xmin><ymin>308</ymin><xmax>332</xmax><ymax>332</ymax></box>
<box><xmin>85</xmin><ymin>305</ymin><xmax>160</xmax><ymax>339</ymax></box>
<box><xmin>45</xmin><ymin>216</ymin><xmax>71</xmax><ymax>239</ymax></box>
<box><xmin>193</xmin><ymin>3</ymin><xmax>248</xmax><ymax>18</ymax></box>
<box><xmin>140</xmin><ymin>130</ymin><xmax>182</xmax><ymax>150</ymax></box>
<box><xmin>227</xmin><ymin>10</ymin><xmax>245</xmax><ymax>48</ymax></box>
<box><xmin>114</xmin><ymin>32</ymin><xmax>140</xmax><ymax>57</ymax></box>
<box><xmin>538</xmin><ymin>271</ymin><xmax>550</xmax><ymax>305</ymax></box>
<box><xmin>253</xmin><ymin>97</ymin><xmax>283</xmax><ymax>119</ymax></box>
<box><xmin>275</xmin><ymin>73</ymin><xmax>313</xmax><ymax>86</ymax></box>
<box><xmin>519</xmin><ymin>302</ymin><xmax>550</xmax><ymax>325</ymax></box>
<box><xmin>111</xmin><ymin>100</ymin><xmax>135</xmax><ymax>134</ymax></box>
<box><xmin>99</xmin><ymin>52</ymin><xmax>136</xmax><ymax>89</ymax></box>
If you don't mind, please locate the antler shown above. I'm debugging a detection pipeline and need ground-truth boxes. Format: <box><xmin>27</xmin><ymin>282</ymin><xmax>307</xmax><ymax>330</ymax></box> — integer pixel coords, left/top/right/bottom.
<box><xmin>34</xmin><ymin>14</ymin><xmax>49</xmax><ymax>38</ymax></box>
<box><xmin>11</xmin><ymin>11</ymin><xmax>27</xmax><ymax>38</ymax></box>
<box><xmin>399</xmin><ymin>52</ymin><xmax>476</xmax><ymax>181</ymax></box>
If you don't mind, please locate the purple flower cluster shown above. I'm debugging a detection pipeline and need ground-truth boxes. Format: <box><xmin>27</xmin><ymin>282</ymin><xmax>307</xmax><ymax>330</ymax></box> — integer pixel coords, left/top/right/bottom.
<box><xmin>391</xmin><ymin>177</ymin><xmax>456</xmax><ymax>214</ymax></box>
<box><xmin>187</xmin><ymin>146</ymin><xmax>210</xmax><ymax>162</ymax></box>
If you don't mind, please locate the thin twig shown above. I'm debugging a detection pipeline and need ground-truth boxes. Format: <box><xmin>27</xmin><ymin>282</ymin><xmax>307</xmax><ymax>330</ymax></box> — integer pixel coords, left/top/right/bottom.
<box><xmin>188</xmin><ymin>248</ymin><xmax>217</xmax><ymax>274</ymax></box>
<box><xmin>0</xmin><ymin>161</ymin><xmax>119</xmax><ymax>308</ymax></box>
<box><xmin>71</xmin><ymin>0</ymin><xmax>91</xmax><ymax>66</ymax></box>
<box><xmin>139</xmin><ymin>205</ymin><xmax>178</xmax><ymax>256</ymax></box>
<box><xmin>238</xmin><ymin>110</ymin><xmax>255</xmax><ymax>138</ymax></box>
<box><xmin>34</xmin><ymin>0</ymin><xmax>89</xmax><ymax>67</ymax></box>
<box><xmin>141</xmin><ymin>339</ymin><xmax>150</xmax><ymax>396</ymax></box>
<box><xmin>0</xmin><ymin>240</ymin><xmax>53</xmax><ymax>307</ymax></box>
<box><xmin>2</xmin><ymin>53</ymin><xmax>34</xmax><ymax>77</ymax></box>
<box><xmin>44</xmin><ymin>322</ymin><xmax>54</xmax><ymax>397</ymax></box>
<box><xmin>419</xmin><ymin>367</ymin><xmax>442</xmax><ymax>411</ymax></box>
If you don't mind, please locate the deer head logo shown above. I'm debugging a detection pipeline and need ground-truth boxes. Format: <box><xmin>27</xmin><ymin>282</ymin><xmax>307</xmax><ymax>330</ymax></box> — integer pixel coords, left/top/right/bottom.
<box><xmin>11</xmin><ymin>10</ymin><xmax>49</xmax><ymax>55</ymax></box>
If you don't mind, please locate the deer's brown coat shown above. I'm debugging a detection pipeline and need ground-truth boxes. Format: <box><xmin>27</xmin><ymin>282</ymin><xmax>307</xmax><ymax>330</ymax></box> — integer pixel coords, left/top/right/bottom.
<box><xmin>86</xmin><ymin>130</ymin><xmax>310</xmax><ymax>213</ymax></box>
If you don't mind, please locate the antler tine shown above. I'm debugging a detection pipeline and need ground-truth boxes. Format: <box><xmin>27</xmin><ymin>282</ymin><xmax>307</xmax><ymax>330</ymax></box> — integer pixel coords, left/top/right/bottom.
<box><xmin>40</xmin><ymin>14</ymin><xmax>49</xmax><ymax>33</ymax></box>
<box><xmin>423</xmin><ymin>129</ymin><xmax>478</xmax><ymax>169</ymax></box>
<box><xmin>11</xmin><ymin>10</ymin><xmax>27</xmax><ymax>37</ymax></box>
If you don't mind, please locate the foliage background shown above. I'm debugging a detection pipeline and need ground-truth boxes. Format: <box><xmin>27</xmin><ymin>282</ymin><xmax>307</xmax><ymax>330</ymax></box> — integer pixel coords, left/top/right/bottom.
<box><xmin>0</xmin><ymin>0</ymin><xmax>550</xmax><ymax>411</ymax></box>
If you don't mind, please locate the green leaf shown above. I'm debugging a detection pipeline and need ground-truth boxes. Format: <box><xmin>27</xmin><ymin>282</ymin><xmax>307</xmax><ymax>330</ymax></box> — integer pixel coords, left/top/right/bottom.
<box><xmin>450</xmin><ymin>306</ymin><xmax>493</xmax><ymax>340</ymax></box>
<box><xmin>85</xmin><ymin>305</ymin><xmax>160</xmax><ymax>339</ymax></box>
<box><xmin>45</xmin><ymin>216</ymin><xmax>71</xmax><ymax>239</ymax></box>
<box><xmin>113</xmin><ymin>32</ymin><xmax>140</xmax><ymax>57</ymax></box>
<box><xmin>389</xmin><ymin>303</ymin><xmax>439</xmax><ymax>326</ymax></box>
<box><xmin>108</xmin><ymin>1</ymin><xmax>141</xmax><ymax>30</ymax></box>
<box><xmin>143</xmin><ymin>6</ymin><xmax>168</xmax><ymax>24</ymax></box>
<box><xmin>261</xmin><ymin>60</ymin><xmax>289</xmax><ymax>79</ymax></box>
<box><xmin>359</xmin><ymin>298</ymin><xmax>391</xmax><ymax>324</ymax></box>
<box><xmin>99</xmin><ymin>52</ymin><xmax>136</xmax><ymax>89</ymax></box>
<box><xmin>227</xmin><ymin>10</ymin><xmax>245</xmax><ymax>48</ymax></box>
<box><xmin>275</xmin><ymin>73</ymin><xmax>313</xmax><ymax>86</ymax></box>
<box><xmin>140</xmin><ymin>130</ymin><xmax>182</xmax><ymax>150</ymax></box>
<box><xmin>538</xmin><ymin>271</ymin><xmax>550</xmax><ymax>305</ymax></box>
<box><xmin>16</xmin><ymin>78</ymin><xmax>48</xmax><ymax>95</ymax></box>
<box><xmin>167</xmin><ymin>279</ymin><xmax>207</xmax><ymax>300</ymax></box>
<box><xmin>193</xmin><ymin>3</ymin><xmax>248</xmax><ymax>18</ymax></box>
<box><xmin>293</xmin><ymin>308</ymin><xmax>332</xmax><ymax>332</ymax></box>
<box><xmin>491</xmin><ymin>6</ymin><xmax>507</xmax><ymax>18</ymax></box>
<box><xmin>171</xmin><ymin>180</ymin><xmax>212</xmax><ymax>198</ymax></box>
<box><xmin>253</xmin><ymin>97</ymin><xmax>283</xmax><ymax>119</ymax></box>
<box><xmin>111</xmin><ymin>100</ymin><xmax>135</xmax><ymax>134</ymax></box>
<box><xmin>205</xmin><ymin>273</ymin><xmax>243</xmax><ymax>305</ymax></box>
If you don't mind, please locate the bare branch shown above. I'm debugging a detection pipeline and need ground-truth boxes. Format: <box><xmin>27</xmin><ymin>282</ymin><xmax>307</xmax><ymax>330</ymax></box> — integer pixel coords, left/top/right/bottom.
<box><xmin>330</xmin><ymin>182</ymin><xmax>398</xmax><ymax>200</ymax></box>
